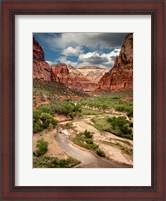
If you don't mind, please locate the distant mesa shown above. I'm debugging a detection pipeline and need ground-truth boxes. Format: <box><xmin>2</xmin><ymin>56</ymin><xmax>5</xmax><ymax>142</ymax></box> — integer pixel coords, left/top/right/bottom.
<box><xmin>77</xmin><ymin>66</ymin><xmax>109</xmax><ymax>83</ymax></box>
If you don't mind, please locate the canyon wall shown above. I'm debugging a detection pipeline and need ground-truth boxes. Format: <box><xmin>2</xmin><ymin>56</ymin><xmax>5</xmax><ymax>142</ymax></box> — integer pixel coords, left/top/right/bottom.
<box><xmin>97</xmin><ymin>33</ymin><xmax>133</xmax><ymax>91</ymax></box>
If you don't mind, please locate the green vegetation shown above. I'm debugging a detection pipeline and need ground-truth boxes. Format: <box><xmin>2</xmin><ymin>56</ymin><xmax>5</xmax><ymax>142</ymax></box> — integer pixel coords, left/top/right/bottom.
<box><xmin>79</xmin><ymin>93</ymin><xmax>133</xmax><ymax>118</ymax></box>
<box><xmin>92</xmin><ymin>116</ymin><xmax>133</xmax><ymax>140</ymax></box>
<box><xmin>33</xmin><ymin>156</ymin><xmax>80</xmax><ymax>168</ymax></box>
<box><xmin>107</xmin><ymin>116</ymin><xmax>133</xmax><ymax>139</ymax></box>
<box><xmin>81</xmin><ymin>108</ymin><xmax>101</xmax><ymax>115</ymax></box>
<box><xmin>33</xmin><ymin>79</ymin><xmax>87</xmax><ymax>101</ymax></box>
<box><xmin>115</xmin><ymin>105</ymin><xmax>133</xmax><ymax>118</ymax></box>
<box><xmin>33</xmin><ymin>109</ymin><xmax>58</xmax><ymax>133</ymax></box>
<box><xmin>115</xmin><ymin>142</ymin><xmax>133</xmax><ymax>156</ymax></box>
<box><xmin>73</xmin><ymin>130</ymin><xmax>105</xmax><ymax>157</ymax></box>
<box><xmin>38</xmin><ymin>100</ymin><xmax>82</xmax><ymax>119</ymax></box>
<box><xmin>34</xmin><ymin>138</ymin><xmax>48</xmax><ymax>157</ymax></box>
<box><xmin>100</xmin><ymin>140</ymin><xmax>132</xmax><ymax>157</ymax></box>
<box><xmin>33</xmin><ymin>136</ymin><xmax>80</xmax><ymax>168</ymax></box>
<box><xmin>64</xmin><ymin>122</ymin><xmax>75</xmax><ymax>129</ymax></box>
<box><xmin>49</xmin><ymin>100</ymin><xmax>82</xmax><ymax>119</ymax></box>
<box><xmin>96</xmin><ymin>148</ymin><xmax>106</xmax><ymax>157</ymax></box>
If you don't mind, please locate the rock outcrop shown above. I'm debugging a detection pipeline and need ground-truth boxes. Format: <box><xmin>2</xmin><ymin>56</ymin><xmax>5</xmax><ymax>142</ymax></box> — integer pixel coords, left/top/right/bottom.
<box><xmin>97</xmin><ymin>33</ymin><xmax>133</xmax><ymax>91</ymax></box>
<box><xmin>33</xmin><ymin>37</ymin><xmax>52</xmax><ymax>81</ymax></box>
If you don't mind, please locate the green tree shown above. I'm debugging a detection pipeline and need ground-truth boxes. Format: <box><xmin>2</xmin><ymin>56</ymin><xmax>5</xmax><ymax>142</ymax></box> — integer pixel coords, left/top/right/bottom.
<box><xmin>35</xmin><ymin>138</ymin><xmax>48</xmax><ymax>156</ymax></box>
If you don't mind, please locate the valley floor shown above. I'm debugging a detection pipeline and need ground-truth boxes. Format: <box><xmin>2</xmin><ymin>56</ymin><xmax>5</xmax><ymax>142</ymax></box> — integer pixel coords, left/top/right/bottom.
<box><xmin>33</xmin><ymin>112</ymin><xmax>133</xmax><ymax>168</ymax></box>
<box><xmin>33</xmin><ymin>83</ymin><xmax>133</xmax><ymax>168</ymax></box>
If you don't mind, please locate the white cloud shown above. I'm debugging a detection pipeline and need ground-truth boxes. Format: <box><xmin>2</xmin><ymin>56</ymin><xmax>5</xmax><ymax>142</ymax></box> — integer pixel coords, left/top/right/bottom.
<box><xmin>47</xmin><ymin>48</ymin><xmax>120</xmax><ymax>68</ymax></box>
<box><xmin>63</xmin><ymin>46</ymin><xmax>82</xmax><ymax>56</ymax></box>
<box><xmin>34</xmin><ymin>33</ymin><xmax>127</xmax><ymax>52</ymax></box>
<box><xmin>59</xmin><ymin>56</ymin><xmax>78</xmax><ymax>67</ymax></box>
<box><xmin>78</xmin><ymin>49</ymin><xmax>120</xmax><ymax>68</ymax></box>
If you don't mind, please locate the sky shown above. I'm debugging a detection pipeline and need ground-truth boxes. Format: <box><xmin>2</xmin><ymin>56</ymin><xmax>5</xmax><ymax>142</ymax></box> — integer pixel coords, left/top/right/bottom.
<box><xmin>33</xmin><ymin>33</ymin><xmax>129</xmax><ymax>69</ymax></box>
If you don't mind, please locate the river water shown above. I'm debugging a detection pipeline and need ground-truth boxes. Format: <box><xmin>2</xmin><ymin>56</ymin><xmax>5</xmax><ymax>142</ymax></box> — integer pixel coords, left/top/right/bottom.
<box><xmin>56</xmin><ymin>134</ymin><xmax>130</xmax><ymax>168</ymax></box>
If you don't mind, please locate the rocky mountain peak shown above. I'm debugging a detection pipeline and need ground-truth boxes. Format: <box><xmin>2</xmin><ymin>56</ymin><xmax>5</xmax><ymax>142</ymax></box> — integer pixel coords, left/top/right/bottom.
<box><xmin>97</xmin><ymin>33</ymin><xmax>133</xmax><ymax>91</ymax></box>
<box><xmin>33</xmin><ymin>37</ymin><xmax>45</xmax><ymax>61</ymax></box>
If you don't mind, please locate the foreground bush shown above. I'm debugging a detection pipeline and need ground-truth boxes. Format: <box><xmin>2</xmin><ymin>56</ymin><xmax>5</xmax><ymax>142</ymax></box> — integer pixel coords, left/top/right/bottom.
<box><xmin>92</xmin><ymin>116</ymin><xmax>133</xmax><ymax>140</ymax></box>
<box><xmin>96</xmin><ymin>148</ymin><xmax>106</xmax><ymax>157</ymax></box>
<box><xmin>107</xmin><ymin>116</ymin><xmax>133</xmax><ymax>139</ymax></box>
<box><xmin>73</xmin><ymin>130</ymin><xmax>105</xmax><ymax>158</ymax></box>
<box><xmin>33</xmin><ymin>109</ymin><xmax>58</xmax><ymax>133</ymax></box>
<box><xmin>34</xmin><ymin>138</ymin><xmax>48</xmax><ymax>157</ymax></box>
<box><xmin>33</xmin><ymin>156</ymin><xmax>80</xmax><ymax>168</ymax></box>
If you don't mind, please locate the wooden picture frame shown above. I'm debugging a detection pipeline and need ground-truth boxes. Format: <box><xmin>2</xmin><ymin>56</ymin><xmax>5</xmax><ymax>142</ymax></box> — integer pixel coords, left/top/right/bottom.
<box><xmin>0</xmin><ymin>0</ymin><xmax>165</xmax><ymax>200</ymax></box>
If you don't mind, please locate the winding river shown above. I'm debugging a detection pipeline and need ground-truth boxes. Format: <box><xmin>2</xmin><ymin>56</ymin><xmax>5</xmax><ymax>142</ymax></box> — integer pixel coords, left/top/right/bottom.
<box><xmin>55</xmin><ymin>133</ymin><xmax>130</xmax><ymax>168</ymax></box>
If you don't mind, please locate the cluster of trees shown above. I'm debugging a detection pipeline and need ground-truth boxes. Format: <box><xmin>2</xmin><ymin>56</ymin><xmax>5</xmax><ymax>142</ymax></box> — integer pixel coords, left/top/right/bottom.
<box><xmin>33</xmin><ymin>109</ymin><xmax>58</xmax><ymax>133</ymax></box>
<box><xmin>79</xmin><ymin>95</ymin><xmax>133</xmax><ymax>118</ymax></box>
<box><xmin>38</xmin><ymin>100</ymin><xmax>82</xmax><ymax>119</ymax></box>
<box><xmin>107</xmin><ymin>116</ymin><xmax>133</xmax><ymax>140</ymax></box>
<box><xmin>33</xmin><ymin>100</ymin><xmax>82</xmax><ymax>133</ymax></box>
<box><xmin>115</xmin><ymin>105</ymin><xmax>133</xmax><ymax>118</ymax></box>
<box><xmin>34</xmin><ymin>137</ymin><xmax>48</xmax><ymax>157</ymax></box>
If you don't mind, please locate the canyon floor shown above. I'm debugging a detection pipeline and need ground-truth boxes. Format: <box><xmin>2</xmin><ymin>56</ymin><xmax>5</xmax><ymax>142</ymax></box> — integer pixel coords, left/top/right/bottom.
<box><xmin>33</xmin><ymin>98</ymin><xmax>133</xmax><ymax>168</ymax></box>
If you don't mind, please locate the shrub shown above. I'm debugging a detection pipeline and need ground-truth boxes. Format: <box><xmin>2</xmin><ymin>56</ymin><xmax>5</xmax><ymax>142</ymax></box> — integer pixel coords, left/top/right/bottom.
<box><xmin>33</xmin><ymin>109</ymin><xmax>58</xmax><ymax>133</ymax></box>
<box><xmin>74</xmin><ymin>130</ymin><xmax>99</xmax><ymax>150</ymax></box>
<box><xmin>33</xmin><ymin>156</ymin><xmax>80</xmax><ymax>168</ymax></box>
<box><xmin>65</xmin><ymin>122</ymin><xmax>74</xmax><ymax>129</ymax></box>
<box><xmin>83</xmin><ymin>130</ymin><xmax>93</xmax><ymax>138</ymax></box>
<box><xmin>38</xmin><ymin>105</ymin><xmax>51</xmax><ymax>114</ymax></box>
<box><xmin>107</xmin><ymin>116</ymin><xmax>133</xmax><ymax>139</ymax></box>
<box><xmin>35</xmin><ymin>138</ymin><xmax>48</xmax><ymax>157</ymax></box>
<box><xmin>40</xmin><ymin>112</ymin><xmax>58</xmax><ymax>128</ymax></box>
<box><xmin>48</xmin><ymin>123</ymin><xmax>54</xmax><ymax>130</ymax></box>
<box><xmin>96</xmin><ymin>148</ymin><xmax>106</xmax><ymax>157</ymax></box>
<box><xmin>92</xmin><ymin>116</ymin><xmax>133</xmax><ymax>140</ymax></box>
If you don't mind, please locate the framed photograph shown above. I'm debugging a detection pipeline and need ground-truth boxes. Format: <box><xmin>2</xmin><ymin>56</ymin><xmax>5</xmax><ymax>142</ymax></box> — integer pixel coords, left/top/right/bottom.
<box><xmin>1</xmin><ymin>0</ymin><xmax>165</xmax><ymax>200</ymax></box>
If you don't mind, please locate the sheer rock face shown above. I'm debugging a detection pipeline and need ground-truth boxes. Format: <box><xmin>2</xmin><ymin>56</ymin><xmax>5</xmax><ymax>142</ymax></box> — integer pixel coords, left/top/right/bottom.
<box><xmin>33</xmin><ymin>38</ymin><xmax>45</xmax><ymax>61</ymax></box>
<box><xmin>33</xmin><ymin>37</ymin><xmax>52</xmax><ymax>81</ymax></box>
<box><xmin>97</xmin><ymin>33</ymin><xmax>133</xmax><ymax>91</ymax></box>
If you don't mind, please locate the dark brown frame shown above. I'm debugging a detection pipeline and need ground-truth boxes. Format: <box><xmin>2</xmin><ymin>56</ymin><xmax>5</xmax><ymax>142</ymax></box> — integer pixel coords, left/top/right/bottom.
<box><xmin>0</xmin><ymin>0</ymin><xmax>165</xmax><ymax>200</ymax></box>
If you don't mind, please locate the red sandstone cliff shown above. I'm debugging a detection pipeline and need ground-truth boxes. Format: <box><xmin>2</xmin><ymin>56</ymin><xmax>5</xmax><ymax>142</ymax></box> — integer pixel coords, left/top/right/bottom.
<box><xmin>97</xmin><ymin>33</ymin><xmax>133</xmax><ymax>91</ymax></box>
<box><xmin>33</xmin><ymin>37</ymin><xmax>52</xmax><ymax>81</ymax></box>
<box><xmin>33</xmin><ymin>38</ymin><xmax>97</xmax><ymax>92</ymax></box>
<box><xmin>51</xmin><ymin>64</ymin><xmax>97</xmax><ymax>92</ymax></box>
